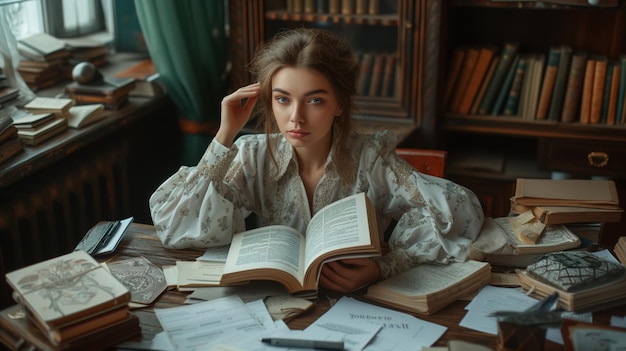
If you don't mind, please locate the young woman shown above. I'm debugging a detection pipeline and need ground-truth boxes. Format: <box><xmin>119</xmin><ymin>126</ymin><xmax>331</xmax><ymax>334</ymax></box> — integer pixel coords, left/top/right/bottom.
<box><xmin>149</xmin><ymin>28</ymin><xmax>484</xmax><ymax>293</ymax></box>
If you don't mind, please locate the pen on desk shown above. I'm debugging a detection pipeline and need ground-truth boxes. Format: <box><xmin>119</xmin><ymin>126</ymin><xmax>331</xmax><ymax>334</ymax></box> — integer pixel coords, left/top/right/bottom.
<box><xmin>260</xmin><ymin>337</ymin><xmax>344</xmax><ymax>350</ymax></box>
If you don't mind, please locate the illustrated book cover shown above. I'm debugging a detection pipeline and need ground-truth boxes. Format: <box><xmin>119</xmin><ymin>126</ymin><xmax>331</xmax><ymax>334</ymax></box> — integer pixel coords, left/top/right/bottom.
<box><xmin>220</xmin><ymin>192</ymin><xmax>381</xmax><ymax>295</ymax></box>
<box><xmin>364</xmin><ymin>259</ymin><xmax>491</xmax><ymax>315</ymax></box>
<box><xmin>5</xmin><ymin>250</ymin><xmax>131</xmax><ymax>328</ymax></box>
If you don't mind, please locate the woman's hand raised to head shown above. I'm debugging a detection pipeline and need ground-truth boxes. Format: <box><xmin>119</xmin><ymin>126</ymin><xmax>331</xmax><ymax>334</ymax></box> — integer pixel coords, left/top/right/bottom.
<box><xmin>215</xmin><ymin>83</ymin><xmax>261</xmax><ymax>147</ymax></box>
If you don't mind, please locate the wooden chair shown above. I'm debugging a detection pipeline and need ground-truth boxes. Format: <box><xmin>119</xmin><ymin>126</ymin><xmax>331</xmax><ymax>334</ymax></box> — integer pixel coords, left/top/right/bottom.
<box><xmin>395</xmin><ymin>148</ymin><xmax>447</xmax><ymax>178</ymax></box>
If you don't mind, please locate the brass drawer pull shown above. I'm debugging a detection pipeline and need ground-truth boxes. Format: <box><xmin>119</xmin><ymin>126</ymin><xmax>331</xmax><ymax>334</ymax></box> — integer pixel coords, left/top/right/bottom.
<box><xmin>587</xmin><ymin>151</ymin><xmax>609</xmax><ymax>168</ymax></box>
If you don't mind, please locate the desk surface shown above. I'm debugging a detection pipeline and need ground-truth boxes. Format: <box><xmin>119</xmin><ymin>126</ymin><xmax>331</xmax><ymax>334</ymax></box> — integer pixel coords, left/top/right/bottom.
<box><xmin>108</xmin><ymin>223</ymin><xmax>623</xmax><ymax>351</ymax></box>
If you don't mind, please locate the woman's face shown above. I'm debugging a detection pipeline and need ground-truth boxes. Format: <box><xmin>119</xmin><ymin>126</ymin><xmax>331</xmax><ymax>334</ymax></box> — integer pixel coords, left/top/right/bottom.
<box><xmin>271</xmin><ymin>67</ymin><xmax>342</xmax><ymax>152</ymax></box>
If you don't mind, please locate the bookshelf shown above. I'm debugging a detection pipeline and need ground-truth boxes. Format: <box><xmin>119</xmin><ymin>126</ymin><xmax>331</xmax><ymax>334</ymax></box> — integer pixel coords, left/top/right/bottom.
<box><xmin>227</xmin><ymin>0</ymin><xmax>426</xmax><ymax>127</ymax></box>
<box><xmin>438</xmin><ymin>0</ymin><xmax>626</xmax><ymax>246</ymax></box>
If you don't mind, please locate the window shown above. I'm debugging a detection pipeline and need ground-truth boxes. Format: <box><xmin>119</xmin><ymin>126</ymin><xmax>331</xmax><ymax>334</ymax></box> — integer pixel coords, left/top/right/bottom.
<box><xmin>1</xmin><ymin>0</ymin><xmax>112</xmax><ymax>40</ymax></box>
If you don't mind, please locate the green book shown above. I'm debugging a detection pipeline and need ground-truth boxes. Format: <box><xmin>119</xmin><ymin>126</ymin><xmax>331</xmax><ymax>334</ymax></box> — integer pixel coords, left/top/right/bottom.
<box><xmin>504</xmin><ymin>56</ymin><xmax>528</xmax><ymax>116</ymax></box>
<box><xmin>478</xmin><ymin>42</ymin><xmax>520</xmax><ymax>115</ymax></box>
<box><xmin>616</xmin><ymin>55</ymin><xmax>626</xmax><ymax>124</ymax></box>
<box><xmin>492</xmin><ymin>55</ymin><xmax>520</xmax><ymax>115</ymax></box>
<box><xmin>548</xmin><ymin>45</ymin><xmax>573</xmax><ymax>121</ymax></box>
<box><xmin>600</xmin><ymin>62</ymin><xmax>614</xmax><ymax>124</ymax></box>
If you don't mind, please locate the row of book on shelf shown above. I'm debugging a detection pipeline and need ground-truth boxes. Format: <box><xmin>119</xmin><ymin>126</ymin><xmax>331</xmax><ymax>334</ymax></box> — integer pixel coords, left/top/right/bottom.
<box><xmin>357</xmin><ymin>51</ymin><xmax>400</xmax><ymax>98</ymax></box>
<box><xmin>445</xmin><ymin>42</ymin><xmax>626</xmax><ymax>126</ymax></box>
<box><xmin>1</xmin><ymin>182</ymin><xmax>626</xmax><ymax>349</ymax></box>
<box><xmin>285</xmin><ymin>0</ymin><xmax>386</xmax><ymax>15</ymax></box>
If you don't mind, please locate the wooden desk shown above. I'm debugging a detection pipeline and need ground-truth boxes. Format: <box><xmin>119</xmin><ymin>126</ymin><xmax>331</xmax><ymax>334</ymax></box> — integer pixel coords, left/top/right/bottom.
<box><xmin>109</xmin><ymin>223</ymin><xmax>625</xmax><ymax>351</ymax></box>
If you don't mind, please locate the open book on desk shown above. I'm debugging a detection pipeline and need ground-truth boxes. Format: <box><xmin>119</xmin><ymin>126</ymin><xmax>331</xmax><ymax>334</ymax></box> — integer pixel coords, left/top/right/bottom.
<box><xmin>220</xmin><ymin>192</ymin><xmax>381</xmax><ymax>295</ymax></box>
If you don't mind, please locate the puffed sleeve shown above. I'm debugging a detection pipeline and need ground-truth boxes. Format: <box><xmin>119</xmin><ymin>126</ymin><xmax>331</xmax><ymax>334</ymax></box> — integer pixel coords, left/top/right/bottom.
<box><xmin>366</xmin><ymin>133</ymin><xmax>485</xmax><ymax>279</ymax></box>
<box><xmin>149</xmin><ymin>139</ymin><xmax>250</xmax><ymax>249</ymax></box>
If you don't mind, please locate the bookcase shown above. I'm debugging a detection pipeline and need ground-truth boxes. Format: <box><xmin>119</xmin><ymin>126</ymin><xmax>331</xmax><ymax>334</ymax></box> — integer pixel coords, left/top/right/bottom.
<box><xmin>228</xmin><ymin>0</ymin><xmax>626</xmax><ymax>246</ymax></box>
<box><xmin>438</xmin><ymin>0</ymin><xmax>626</xmax><ymax>246</ymax></box>
<box><xmin>227</xmin><ymin>0</ymin><xmax>428</xmax><ymax>128</ymax></box>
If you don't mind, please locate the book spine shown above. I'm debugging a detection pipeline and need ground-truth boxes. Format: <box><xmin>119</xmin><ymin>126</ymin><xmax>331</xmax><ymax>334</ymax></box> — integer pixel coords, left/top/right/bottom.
<box><xmin>547</xmin><ymin>45</ymin><xmax>572</xmax><ymax>120</ymax></box>
<box><xmin>560</xmin><ymin>51</ymin><xmax>588</xmax><ymax>123</ymax></box>
<box><xmin>458</xmin><ymin>46</ymin><xmax>497</xmax><ymax>114</ymax></box>
<box><xmin>368</xmin><ymin>53</ymin><xmax>386</xmax><ymax>96</ymax></box>
<box><xmin>341</xmin><ymin>0</ymin><xmax>355</xmax><ymax>14</ymax></box>
<box><xmin>329</xmin><ymin>0</ymin><xmax>341</xmax><ymax>13</ymax></box>
<box><xmin>491</xmin><ymin>55</ymin><xmax>520</xmax><ymax>116</ymax></box>
<box><xmin>368</xmin><ymin>0</ymin><xmax>380</xmax><ymax>14</ymax></box>
<box><xmin>616</xmin><ymin>55</ymin><xmax>626</xmax><ymax>125</ymax></box>
<box><xmin>535</xmin><ymin>46</ymin><xmax>561</xmax><ymax>120</ymax></box>
<box><xmin>449</xmin><ymin>47</ymin><xmax>480</xmax><ymax>113</ymax></box>
<box><xmin>304</xmin><ymin>0</ymin><xmax>316</xmax><ymax>13</ymax></box>
<box><xmin>527</xmin><ymin>53</ymin><xmax>546</xmax><ymax>120</ymax></box>
<box><xmin>380</xmin><ymin>53</ymin><xmax>397</xmax><ymax>98</ymax></box>
<box><xmin>503</xmin><ymin>56</ymin><xmax>528</xmax><ymax>116</ymax></box>
<box><xmin>356</xmin><ymin>0</ymin><xmax>367</xmax><ymax>14</ymax></box>
<box><xmin>600</xmin><ymin>62</ymin><xmax>613</xmax><ymax>123</ymax></box>
<box><xmin>470</xmin><ymin>56</ymin><xmax>500</xmax><ymax>115</ymax></box>
<box><xmin>478</xmin><ymin>42</ymin><xmax>519</xmax><ymax>115</ymax></box>
<box><xmin>590</xmin><ymin>57</ymin><xmax>608</xmax><ymax>124</ymax></box>
<box><xmin>443</xmin><ymin>47</ymin><xmax>467</xmax><ymax>106</ymax></box>
<box><xmin>357</xmin><ymin>52</ymin><xmax>374</xmax><ymax>96</ymax></box>
<box><xmin>606</xmin><ymin>61</ymin><xmax>621</xmax><ymax>125</ymax></box>
<box><xmin>293</xmin><ymin>0</ymin><xmax>304</xmax><ymax>12</ymax></box>
<box><xmin>579</xmin><ymin>58</ymin><xmax>597</xmax><ymax>124</ymax></box>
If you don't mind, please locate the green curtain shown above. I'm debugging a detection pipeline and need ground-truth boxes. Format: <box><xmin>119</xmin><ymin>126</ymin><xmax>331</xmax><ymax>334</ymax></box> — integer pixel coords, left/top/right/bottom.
<box><xmin>134</xmin><ymin>0</ymin><xmax>227</xmax><ymax>165</ymax></box>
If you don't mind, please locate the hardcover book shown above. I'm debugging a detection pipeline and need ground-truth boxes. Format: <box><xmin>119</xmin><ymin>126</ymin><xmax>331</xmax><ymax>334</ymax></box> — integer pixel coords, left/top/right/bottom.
<box><xmin>5</xmin><ymin>250</ymin><xmax>131</xmax><ymax>329</ymax></box>
<box><xmin>220</xmin><ymin>192</ymin><xmax>381</xmax><ymax>295</ymax></box>
<box><xmin>65</xmin><ymin>77</ymin><xmax>136</xmax><ymax>99</ymax></box>
<box><xmin>24</xmin><ymin>97</ymin><xmax>74</xmax><ymax>116</ymax></box>
<box><xmin>0</xmin><ymin>304</ymin><xmax>140</xmax><ymax>351</ymax></box>
<box><xmin>16</xmin><ymin>117</ymin><xmax>67</xmax><ymax>146</ymax></box>
<box><xmin>510</xmin><ymin>203</ymin><xmax>623</xmax><ymax>225</ymax></box>
<box><xmin>513</xmin><ymin>178</ymin><xmax>620</xmax><ymax>209</ymax></box>
<box><xmin>364</xmin><ymin>259</ymin><xmax>491</xmax><ymax>315</ymax></box>
<box><xmin>518</xmin><ymin>252</ymin><xmax>626</xmax><ymax>311</ymax></box>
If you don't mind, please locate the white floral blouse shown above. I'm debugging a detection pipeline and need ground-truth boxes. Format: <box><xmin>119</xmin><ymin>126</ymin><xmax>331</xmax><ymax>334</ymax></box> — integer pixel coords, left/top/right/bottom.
<box><xmin>149</xmin><ymin>129</ymin><xmax>484</xmax><ymax>279</ymax></box>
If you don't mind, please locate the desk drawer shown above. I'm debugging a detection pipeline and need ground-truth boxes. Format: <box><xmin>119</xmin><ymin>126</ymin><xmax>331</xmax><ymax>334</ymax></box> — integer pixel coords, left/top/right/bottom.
<box><xmin>538</xmin><ymin>140</ymin><xmax>626</xmax><ymax>178</ymax></box>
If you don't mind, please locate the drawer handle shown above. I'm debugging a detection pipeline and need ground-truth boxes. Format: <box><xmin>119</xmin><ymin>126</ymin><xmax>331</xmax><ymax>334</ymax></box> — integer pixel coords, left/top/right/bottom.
<box><xmin>587</xmin><ymin>152</ymin><xmax>609</xmax><ymax>168</ymax></box>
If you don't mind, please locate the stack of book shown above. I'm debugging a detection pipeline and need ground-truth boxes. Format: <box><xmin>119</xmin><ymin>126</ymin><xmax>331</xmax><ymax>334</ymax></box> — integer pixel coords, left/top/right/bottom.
<box><xmin>61</xmin><ymin>38</ymin><xmax>110</xmax><ymax>80</ymax></box>
<box><xmin>65</xmin><ymin>77</ymin><xmax>136</xmax><ymax>110</ymax></box>
<box><xmin>1</xmin><ymin>250</ymin><xmax>139</xmax><ymax>350</ymax></box>
<box><xmin>510</xmin><ymin>178</ymin><xmax>623</xmax><ymax>247</ymax></box>
<box><xmin>12</xmin><ymin>97</ymin><xmax>75</xmax><ymax>145</ymax></box>
<box><xmin>17</xmin><ymin>33</ymin><xmax>70</xmax><ymax>91</ymax></box>
<box><xmin>0</xmin><ymin>112</ymin><xmax>23</xmax><ymax>164</ymax></box>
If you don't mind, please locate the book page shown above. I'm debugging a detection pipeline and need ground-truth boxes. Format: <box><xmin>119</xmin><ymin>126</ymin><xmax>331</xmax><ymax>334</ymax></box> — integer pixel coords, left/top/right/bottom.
<box><xmin>368</xmin><ymin>260</ymin><xmax>489</xmax><ymax>296</ymax></box>
<box><xmin>493</xmin><ymin>217</ymin><xmax>580</xmax><ymax>253</ymax></box>
<box><xmin>223</xmin><ymin>225</ymin><xmax>305</xmax><ymax>281</ymax></box>
<box><xmin>303</xmin><ymin>193</ymin><xmax>373</xmax><ymax>271</ymax></box>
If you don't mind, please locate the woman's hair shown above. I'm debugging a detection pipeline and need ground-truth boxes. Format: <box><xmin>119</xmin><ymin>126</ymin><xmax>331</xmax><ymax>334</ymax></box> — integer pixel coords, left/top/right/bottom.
<box><xmin>250</xmin><ymin>28</ymin><xmax>359</xmax><ymax>165</ymax></box>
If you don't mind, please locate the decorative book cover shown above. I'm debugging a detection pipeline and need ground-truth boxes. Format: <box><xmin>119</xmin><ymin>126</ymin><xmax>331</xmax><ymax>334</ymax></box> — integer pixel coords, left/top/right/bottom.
<box><xmin>526</xmin><ymin>251</ymin><xmax>625</xmax><ymax>292</ymax></box>
<box><xmin>5</xmin><ymin>250</ymin><xmax>130</xmax><ymax>328</ymax></box>
<box><xmin>106</xmin><ymin>256</ymin><xmax>167</xmax><ymax>305</ymax></box>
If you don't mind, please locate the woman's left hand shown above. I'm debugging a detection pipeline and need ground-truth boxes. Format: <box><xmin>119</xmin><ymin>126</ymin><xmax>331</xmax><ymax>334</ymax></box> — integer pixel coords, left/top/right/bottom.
<box><xmin>318</xmin><ymin>258</ymin><xmax>382</xmax><ymax>293</ymax></box>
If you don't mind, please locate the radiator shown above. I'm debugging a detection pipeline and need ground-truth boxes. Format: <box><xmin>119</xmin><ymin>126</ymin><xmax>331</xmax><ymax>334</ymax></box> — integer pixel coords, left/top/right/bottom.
<box><xmin>0</xmin><ymin>140</ymin><xmax>130</xmax><ymax>308</ymax></box>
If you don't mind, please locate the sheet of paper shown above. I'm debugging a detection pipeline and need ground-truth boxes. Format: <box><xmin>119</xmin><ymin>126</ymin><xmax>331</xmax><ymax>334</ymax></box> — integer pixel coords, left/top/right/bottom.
<box><xmin>309</xmin><ymin>297</ymin><xmax>446</xmax><ymax>351</ymax></box>
<box><xmin>304</xmin><ymin>316</ymin><xmax>381</xmax><ymax>351</ymax></box>
<box><xmin>155</xmin><ymin>295</ymin><xmax>264</xmax><ymax>351</ymax></box>
<box><xmin>176</xmin><ymin>260</ymin><xmax>224</xmax><ymax>287</ymax></box>
<box><xmin>198</xmin><ymin>244</ymin><xmax>231</xmax><ymax>262</ymax></box>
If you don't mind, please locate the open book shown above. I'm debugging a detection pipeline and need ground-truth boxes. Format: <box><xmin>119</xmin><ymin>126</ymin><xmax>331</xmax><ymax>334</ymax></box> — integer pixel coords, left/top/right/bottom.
<box><xmin>220</xmin><ymin>192</ymin><xmax>381</xmax><ymax>294</ymax></box>
<box><xmin>364</xmin><ymin>260</ymin><xmax>491</xmax><ymax>315</ymax></box>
